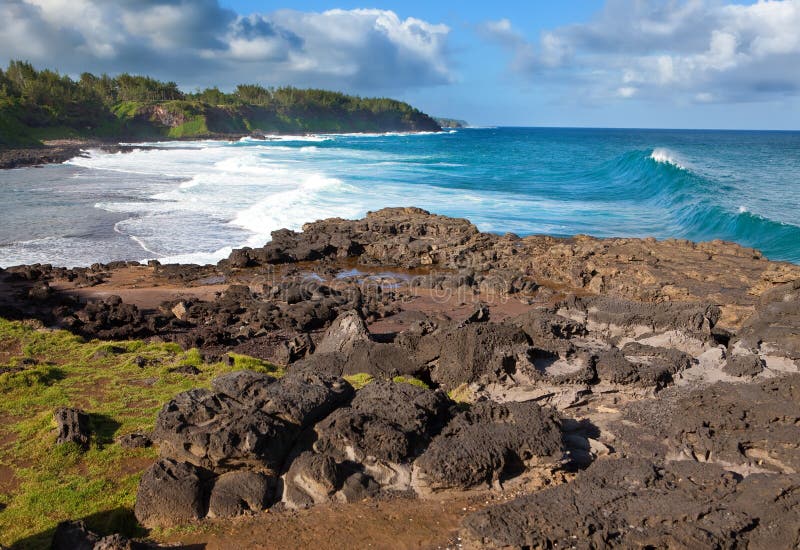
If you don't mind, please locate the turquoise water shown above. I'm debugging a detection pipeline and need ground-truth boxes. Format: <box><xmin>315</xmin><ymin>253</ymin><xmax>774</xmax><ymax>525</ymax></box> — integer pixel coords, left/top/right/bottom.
<box><xmin>1</xmin><ymin>128</ymin><xmax>799</xmax><ymax>267</ymax></box>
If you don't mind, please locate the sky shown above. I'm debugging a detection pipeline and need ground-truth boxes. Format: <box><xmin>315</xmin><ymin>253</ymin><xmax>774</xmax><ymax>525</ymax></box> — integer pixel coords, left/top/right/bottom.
<box><xmin>1</xmin><ymin>0</ymin><xmax>799</xmax><ymax>129</ymax></box>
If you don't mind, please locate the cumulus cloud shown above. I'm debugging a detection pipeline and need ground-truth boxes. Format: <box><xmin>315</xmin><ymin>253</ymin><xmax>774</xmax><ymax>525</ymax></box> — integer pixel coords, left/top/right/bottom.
<box><xmin>480</xmin><ymin>0</ymin><xmax>800</xmax><ymax>103</ymax></box>
<box><xmin>0</xmin><ymin>1</ymin><xmax>452</xmax><ymax>92</ymax></box>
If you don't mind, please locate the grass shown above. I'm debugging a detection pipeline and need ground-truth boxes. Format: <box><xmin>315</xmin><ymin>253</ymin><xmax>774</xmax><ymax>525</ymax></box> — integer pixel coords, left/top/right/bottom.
<box><xmin>0</xmin><ymin>318</ymin><xmax>433</xmax><ymax>548</ymax></box>
<box><xmin>0</xmin><ymin>317</ymin><xmax>282</xmax><ymax>549</ymax></box>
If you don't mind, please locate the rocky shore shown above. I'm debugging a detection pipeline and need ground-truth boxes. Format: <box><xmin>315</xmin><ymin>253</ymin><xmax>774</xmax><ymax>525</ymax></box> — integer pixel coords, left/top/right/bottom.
<box><xmin>2</xmin><ymin>207</ymin><xmax>799</xmax><ymax>548</ymax></box>
<box><xmin>0</xmin><ymin>140</ymin><xmax>165</xmax><ymax>170</ymax></box>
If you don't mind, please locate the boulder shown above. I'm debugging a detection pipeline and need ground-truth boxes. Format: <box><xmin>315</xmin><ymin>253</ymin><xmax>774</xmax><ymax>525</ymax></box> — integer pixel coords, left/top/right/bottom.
<box><xmin>737</xmin><ymin>279</ymin><xmax>800</xmax><ymax>366</ymax></box>
<box><xmin>314</xmin><ymin>310</ymin><xmax>369</xmax><ymax>356</ymax></box>
<box><xmin>281</xmin><ymin>451</ymin><xmax>342</xmax><ymax>509</ymax></box>
<box><xmin>152</xmin><ymin>389</ymin><xmax>297</xmax><ymax>473</ymax></box>
<box><xmin>207</xmin><ymin>470</ymin><xmax>274</xmax><ymax>518</ymax></box>
<box><xmin>210</xmin><ymin>370</ymin><xmax>277</xmax><ymax>401</ymax></box>
<box><xmin>417</xmin><ymin>322</ymin><xmax>531</xmax><ymax>391</ymax></box>
<box><xmin>559</xmin><ymin>295</ymin><xmax>720</xmax><ymax>339</ymax></box>
<box><xmin>724</xmin><ymin>351</ymin><xmax>764</xmax><ymax>377</ymax></box>
<box><xmin>134</xmin><ymin>459</ymin><xmax>209</xmax><ymax>528</ymax></box>
<box><xmin>314</xmin><ymin>380</ymin><xmax>451</xmax><ymax>464</ymax></box>
<box><xmin>413</xmin><ymin>400</ymin><xmax>563</xmax><ymax>491</ymax></box>
<box><xmin>341</xmin><ymin>341</ymin><xmax>424</xmax><ymax>379</ymax></box>
<box><xmin>117</xmin><ymin>432</ymin><xmax>152</xmax><ymax>449</ymax></box>
<box><xmin>257</xmin><ymin>371</ymin><xmax>354</xmax><ymax>428</ymax></box>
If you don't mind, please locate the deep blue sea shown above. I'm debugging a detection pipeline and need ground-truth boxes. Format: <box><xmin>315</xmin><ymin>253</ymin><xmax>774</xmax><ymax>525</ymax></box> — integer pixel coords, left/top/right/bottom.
<box><xmin>1</xmin><ymin>127</ymin><xmax>799</xmax><ymax>267</ymax></box>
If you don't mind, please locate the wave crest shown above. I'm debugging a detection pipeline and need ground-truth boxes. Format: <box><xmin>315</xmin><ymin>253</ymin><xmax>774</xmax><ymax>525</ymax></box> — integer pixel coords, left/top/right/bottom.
<box><xmin>650</xmin><ymin>148</ymin><xmax>686</xmax><ymax>169</ymax></box>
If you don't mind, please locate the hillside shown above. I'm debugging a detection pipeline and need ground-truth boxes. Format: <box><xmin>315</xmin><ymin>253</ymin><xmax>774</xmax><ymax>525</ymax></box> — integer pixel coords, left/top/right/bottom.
<box><xmin>0</xmin><ymin>61</ymin><xmax>441</xmax><ymax>148</ymax></box>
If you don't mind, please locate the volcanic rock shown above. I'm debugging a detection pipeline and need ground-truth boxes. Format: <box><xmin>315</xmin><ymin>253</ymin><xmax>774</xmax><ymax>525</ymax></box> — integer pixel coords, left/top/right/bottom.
<box><xmin>621</xmin><ymin>374</ymin><xmax>800</xmax><ymax>473</ymax></box>
<box><xmin>461</xmin><ymin>458</ymin><xmax>800</xmax><ymax>549</ymax></box>
<box><xmin>134</xmin><ymin>458</ymin><xmax>210</xmax><ymax>528</ymax></box>
<box><xmin>207</xmin><ymin>470</ymin><xmax>275</xmax><ymax>518</ymax></box>
<box><xmin>54</xmin><ymin>407</ymin><xmax>91</xmax><ymax>449</ymax></box>
<box><xmin>413</xmin><ymin>400</ymin><xmax>563</xmax><ymax>492</ymax></box>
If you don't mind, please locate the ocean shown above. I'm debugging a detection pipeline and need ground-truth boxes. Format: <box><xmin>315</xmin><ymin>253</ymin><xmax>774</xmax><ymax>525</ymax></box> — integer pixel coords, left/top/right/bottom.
<box><xmin>1</xmin><ymin>127</ymin><xmax>799</xmax><ymax>267</ymax></box>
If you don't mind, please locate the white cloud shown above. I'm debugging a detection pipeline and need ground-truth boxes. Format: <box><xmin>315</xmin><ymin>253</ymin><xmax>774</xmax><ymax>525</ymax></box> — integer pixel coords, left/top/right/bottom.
<box><xmin>0</xmin><ymin>1</ymin><xmax>452</xmax><ymax>92</ymax></box>
<box><xmin>480</xmin><ymin>0</ymin><xmax>800</xmax><ymax>103</ymax></box>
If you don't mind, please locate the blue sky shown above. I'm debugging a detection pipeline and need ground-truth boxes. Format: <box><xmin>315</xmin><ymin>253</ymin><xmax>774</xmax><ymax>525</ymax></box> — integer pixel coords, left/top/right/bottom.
<box><xmin>2</xmin><ymin>1</ymin><xmax>799</xmax><ymax>129</ymax></box>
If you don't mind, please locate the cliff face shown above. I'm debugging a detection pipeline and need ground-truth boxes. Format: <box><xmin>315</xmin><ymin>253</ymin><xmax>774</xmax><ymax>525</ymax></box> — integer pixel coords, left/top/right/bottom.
<box><xmin>124</xmin><ymin>101</ymin><xmax>442</xmax><ymax>138</ymax></box>
<box><xmin>0</xmin><ymin>96</ymin><xmax>441</xmax><ymax>149</ymax></box>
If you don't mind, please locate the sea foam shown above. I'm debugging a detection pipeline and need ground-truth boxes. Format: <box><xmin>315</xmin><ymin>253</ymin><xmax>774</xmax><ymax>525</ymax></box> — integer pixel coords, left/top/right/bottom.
<box><xmin>650</xmin><ymin>148</ymin><xmax>686</xmax><ymax>169</ymax></box>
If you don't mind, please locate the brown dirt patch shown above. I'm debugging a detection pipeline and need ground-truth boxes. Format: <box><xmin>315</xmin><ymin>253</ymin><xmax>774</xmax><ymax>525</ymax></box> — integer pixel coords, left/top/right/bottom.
<box><xmin>159</xmin><ymin>496</ymin><xmax>474</xmax><ymax>550</ymax></box>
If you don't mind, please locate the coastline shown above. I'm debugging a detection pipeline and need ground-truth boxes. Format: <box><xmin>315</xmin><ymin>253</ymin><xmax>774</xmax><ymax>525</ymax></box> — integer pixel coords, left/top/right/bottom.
<box><xmin>1</xmin><ymin>207</ymin><xmax>799</xmax><ymax>547</ymax></box>
<box><xmin>0</xmin><ymin>128</ymin><xmax>448</xmax><ymax>169</ymax></box>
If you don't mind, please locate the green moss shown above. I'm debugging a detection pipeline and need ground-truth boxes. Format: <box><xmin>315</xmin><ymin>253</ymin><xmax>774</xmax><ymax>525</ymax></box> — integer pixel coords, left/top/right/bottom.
<box><xmin>227</xmin><ymin>353</ymin><xmax>284</xmax><ymax>376</ymax></box>
<box><xmin>447</xmin><ymin>383</ymin><xmax>475</xmax><ymax>404</ymax></box>
<box><xmin>391</xmin><ymin>375</ymin><xmax>429</xmax><ymax>389</ymax></box>
<box><xmin>343</xmin><ymin>373</ymin><xmax>374</xmax><ymax>389</ymax></box>
<box><xmin>0</xmin><ymin>317</ymin><xmax>279</xmax><ymax>548</ymax></box>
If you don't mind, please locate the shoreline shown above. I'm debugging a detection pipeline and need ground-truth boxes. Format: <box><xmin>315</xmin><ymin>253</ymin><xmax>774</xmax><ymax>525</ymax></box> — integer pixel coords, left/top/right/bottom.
<box><xmin>1</xmin><ymin>207</ymin><xmax>800</xmax><ymax>547</ymax></box>
<box><xmin>0</xmin><ymin>128</ymin><xmax>448</xmax><ymax>169</ymax></box>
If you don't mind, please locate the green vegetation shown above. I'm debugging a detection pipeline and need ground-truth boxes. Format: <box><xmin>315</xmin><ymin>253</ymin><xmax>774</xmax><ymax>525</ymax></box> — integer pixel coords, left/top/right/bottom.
<box><xmin>0</xmin><ymin>317</ymin><xmax>282</xmax><ymax>548</ymax></box>
<box><xmin>392</xmin><ymin>375</ymin><xmax>430</xmax><ymax>389</ymax></box>
<box><xmin>0</xmin><ymin>318</ymin><xmax>434</xmax><ymax>548</ymax></box>
<box><xmin>0</xmin><ymin>61</ymin><xmax>441</xmax><ymax>148</ymax></box>
<box><xmin>343</xmin><ymin>373</ymin><xmax>374</xmax><ymax>390</ymax></box>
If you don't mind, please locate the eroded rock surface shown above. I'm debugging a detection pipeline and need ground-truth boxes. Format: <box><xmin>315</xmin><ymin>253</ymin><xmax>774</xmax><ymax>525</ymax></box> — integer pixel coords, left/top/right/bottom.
<box><xmin>414</xmin><ymin>401</ymin><xmax>563</xmax><ymax>492</ymax></box>
<box><xmin>462</xmin><ymin>458</ymin><xmax>800</xmax><ymax>549</ymax></box>
<box><xmin>7</xmin><ymin>209</ymin><xmax>800</xmax><ymax>546</ymax></box>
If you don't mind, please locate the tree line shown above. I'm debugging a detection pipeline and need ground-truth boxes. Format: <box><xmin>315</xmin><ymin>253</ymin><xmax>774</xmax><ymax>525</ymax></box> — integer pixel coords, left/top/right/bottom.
<box><xmin>0</xmin><ymin>60</ymin><xmax>422</xmax><ymax>122</ymax></box>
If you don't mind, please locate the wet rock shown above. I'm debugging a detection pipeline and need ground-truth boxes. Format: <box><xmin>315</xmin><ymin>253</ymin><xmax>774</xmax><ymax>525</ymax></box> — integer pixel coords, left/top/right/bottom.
<box><xmin>54</xmin><ymin>407</ymin><xmax>91</xmax><ymax>449</ymax></box>
<box><xmin>413</xmin><ymin>400</ymin><xmax>563</xmax><ymax>491</ymax></box>
<box><xmin>207</xmin><ymin>470</ymin><xmax>275</xmax><ymax>518</ymax></box>
<box><xmin>134</xmin><ymin>458</ymin><xmax>210</xmax><ymax>528</ymax></box>
<box><xmin>117</xmin><ymin>432</ymin><xmax>152</xmax><ymax>449</ymax></box>
<box><xmin>462</xmin><ymin>458</ymin><xmax>800</xmax><ymax>549</ymax></box>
